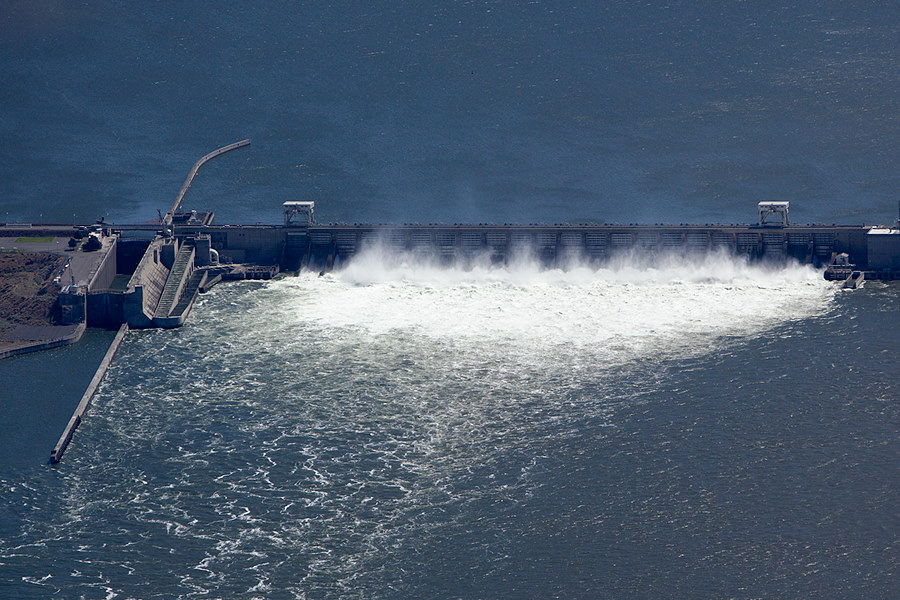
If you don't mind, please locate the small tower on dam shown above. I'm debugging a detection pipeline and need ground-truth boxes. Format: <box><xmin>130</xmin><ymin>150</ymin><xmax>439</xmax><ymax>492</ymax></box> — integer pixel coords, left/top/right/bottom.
<box><xmin>284</xmin><ymin>201</ymin><xmax>316</xmax><ymax>227</ymax></box>
<box><xmin>758</xmin><ymin>201</ymin><xmax>790</xmax><ymax>227</ymax></box>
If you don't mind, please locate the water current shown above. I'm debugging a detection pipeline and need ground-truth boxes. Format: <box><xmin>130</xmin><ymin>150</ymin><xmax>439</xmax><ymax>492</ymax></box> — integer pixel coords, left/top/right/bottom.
<box><xmin>2</xmin><ymin>251</ymin><xmax>897</xmax><ymax>598</ymax></box>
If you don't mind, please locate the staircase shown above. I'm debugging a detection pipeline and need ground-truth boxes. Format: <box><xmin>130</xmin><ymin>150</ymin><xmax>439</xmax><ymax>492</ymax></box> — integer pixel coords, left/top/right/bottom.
<box><xmin>169</xmin><ymin>269</ymin><xmax>206</xmax><ymax>321</ymax></box>
<box><xmin>153</xmin><ymin>240</ymin><xmax>195</xmax><ymax>325</ymax></box>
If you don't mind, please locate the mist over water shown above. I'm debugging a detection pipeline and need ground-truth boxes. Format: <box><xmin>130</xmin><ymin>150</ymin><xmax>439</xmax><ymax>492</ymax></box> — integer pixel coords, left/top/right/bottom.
<box><xmin>286</xmin><ymin>246</ymin><xmax>835</xmax><ymax>364</ymax></box>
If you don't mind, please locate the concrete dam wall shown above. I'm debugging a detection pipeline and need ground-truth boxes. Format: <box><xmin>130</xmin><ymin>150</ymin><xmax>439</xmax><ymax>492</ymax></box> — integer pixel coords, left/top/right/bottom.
<box><xmin>184</xmin><ymin>223</ymin><xmax>873</xmax><ymax>272</ymax></box>
<box><xmin>71</xmin><ymin>200</ymin><xmax>897</xmax><ymax>335</ymax></box>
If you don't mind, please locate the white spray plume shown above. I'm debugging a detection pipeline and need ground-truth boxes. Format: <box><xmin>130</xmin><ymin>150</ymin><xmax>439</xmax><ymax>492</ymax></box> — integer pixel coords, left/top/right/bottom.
<box><xmin>268</xmin><ymin>242</ymin><xmax>835</xmax><ymax>366</ymax></box>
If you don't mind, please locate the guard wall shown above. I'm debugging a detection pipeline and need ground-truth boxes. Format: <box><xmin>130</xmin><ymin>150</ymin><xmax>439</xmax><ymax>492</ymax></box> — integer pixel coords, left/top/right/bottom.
<box><xmin>87</xmin><ymin>236</ymin><xmax>117</xmax><ymax>292</ymax></box>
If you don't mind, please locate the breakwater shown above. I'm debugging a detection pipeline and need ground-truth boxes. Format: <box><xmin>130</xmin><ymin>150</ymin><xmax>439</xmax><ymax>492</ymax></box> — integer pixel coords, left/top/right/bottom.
<box><xmin>49</xmin><ymin>323</ymin><xmax>128</xmax><ymax>464</ymax></box>
<box><xmin>162</xmin><ymin>139</ymin><xmax>250</xmax><ymax>229</ymax></box>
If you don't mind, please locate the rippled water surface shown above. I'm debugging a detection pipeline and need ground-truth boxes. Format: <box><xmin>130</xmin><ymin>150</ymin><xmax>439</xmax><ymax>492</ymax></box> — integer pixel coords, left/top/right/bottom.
<box><xmin>2</xmin><ymin>257</ymin><xmax>897</xmax><ymax>598</ymax></box>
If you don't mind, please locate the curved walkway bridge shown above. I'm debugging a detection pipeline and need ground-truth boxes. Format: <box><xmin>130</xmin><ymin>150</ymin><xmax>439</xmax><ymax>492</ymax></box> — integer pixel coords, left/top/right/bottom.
<box><xmin>162</xmin><ymin>139</ymin><xmax>250</xmax><ymax>230</ymax></box>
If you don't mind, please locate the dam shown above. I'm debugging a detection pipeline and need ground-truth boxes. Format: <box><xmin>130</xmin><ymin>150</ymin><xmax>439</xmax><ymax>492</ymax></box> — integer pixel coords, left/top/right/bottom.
<box><xmin>41</xmin><ymin>199</ymin><xmax>895</xmax><ymax>333</ymax></box>
<box><xmin>5</xmin><ymin>201</ymin><xmax>896</xmax><ymax>463</ymax></box>
<box><xmin>175</xmin><ymin>199</ymin><xmax>898</xmax><ymax>278</ymax></box>
<box><xmin>185</xmin><ymin>204</ymin><xmax>877</xmax><ymax>273</ymax></box>
<box><xmin>4</xmin><ymin>199</ymin><xmax>898</xmax><ymax>336</ymax></box>
<box><xmin>2</xmin><ymin>142</ymin><xmax>896</xmax><ymax>463</ymax></box>
<box><xmin>17</xmin><ymin>141</ymin><xmax>891</xmax><ymax>338</ymax></box>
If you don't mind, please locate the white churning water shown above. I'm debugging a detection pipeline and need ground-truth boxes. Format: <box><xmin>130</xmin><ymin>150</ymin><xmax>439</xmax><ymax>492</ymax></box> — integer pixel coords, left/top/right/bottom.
<box><xmin>265</xmin><ymin>246</ymin><xmax>836</xmax><ymax>368</ymax></box>
<box><xmin>0</xmin><ymin>249</ymin><xmax>856</xmax><ymax>599</ymax></box>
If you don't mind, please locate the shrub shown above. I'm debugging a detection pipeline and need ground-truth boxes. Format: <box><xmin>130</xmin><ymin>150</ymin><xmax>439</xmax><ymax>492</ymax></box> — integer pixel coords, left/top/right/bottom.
<box><xmin>83</xmin><ymin>236</ymin><xmax>102</xmax><ymax>251</ymax></box>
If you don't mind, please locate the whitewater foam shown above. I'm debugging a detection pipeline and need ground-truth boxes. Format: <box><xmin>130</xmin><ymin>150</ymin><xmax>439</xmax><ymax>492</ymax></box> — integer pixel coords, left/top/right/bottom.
<box><xmin>265</xmin><ymin>248</ymin><xmax>835</xmax><ymax>366</ymax></box>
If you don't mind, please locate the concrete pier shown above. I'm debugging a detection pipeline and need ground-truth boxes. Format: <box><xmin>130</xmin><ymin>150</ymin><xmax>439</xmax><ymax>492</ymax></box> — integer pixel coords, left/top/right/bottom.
<box><xmin>0</xmin><ymin>323</ymin><xmax>85</xmax><ymax>360</ymax></box>
<box><xmin>163</xmin><ymin>139</ymin><xmax>250</xmax><ymax>229</ymax></box>
<box><xmin>49</xmin><ymin>323</ymin><xmax>128</xmax><ymax>464</ymax></box>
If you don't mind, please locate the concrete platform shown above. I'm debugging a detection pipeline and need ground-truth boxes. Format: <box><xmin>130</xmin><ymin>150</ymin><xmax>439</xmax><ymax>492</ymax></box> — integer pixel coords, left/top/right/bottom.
<box><xmin>0</xmin><ymin>232</ymin><xmax>115</xmax><ymax>288</ymax></box>
<box><xmin>0</xmin><ymin>323</ymin><xmax>85</xmax><ymax>360</ymax></box>
<box><xmin>0</xmin><ymin>231</ymin><xmax>115</xmax><ymax>358</ymax></box>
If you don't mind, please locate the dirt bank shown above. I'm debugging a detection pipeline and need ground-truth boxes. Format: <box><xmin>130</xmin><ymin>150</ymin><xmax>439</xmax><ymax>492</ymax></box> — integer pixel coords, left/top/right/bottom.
<box><xmin>0</xmin><ymin>252</ymin><xmax>67</xmax><ymax>334</ymax></box>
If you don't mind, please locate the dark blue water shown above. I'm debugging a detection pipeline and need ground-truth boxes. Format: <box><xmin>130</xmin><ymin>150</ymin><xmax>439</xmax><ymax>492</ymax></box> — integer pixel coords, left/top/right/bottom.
<box><xmin>1</xmin><ymin>2</ymin><xmax>898</xmax><ymax>598</ymax></box>
<box><xmin>1</xmin><ymin>2</ymin><xmax>897</xmax><ymax>226</ymax></box>
<box><xmin>0</xmin><ymin>328</ymin><xmax>114</xmax><ymax>469</ymax></box>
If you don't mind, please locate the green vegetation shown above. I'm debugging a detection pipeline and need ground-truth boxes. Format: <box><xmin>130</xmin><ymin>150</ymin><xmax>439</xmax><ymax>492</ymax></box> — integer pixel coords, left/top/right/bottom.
<box><xmin>83</xmin><ymin>236</ymin><xmax>102</xmax><ymax>251</ymax></box>
<box><xmin>14</xmin><ymin>237</ymin><xmax>55</xmax><ymax>243</ymax></box>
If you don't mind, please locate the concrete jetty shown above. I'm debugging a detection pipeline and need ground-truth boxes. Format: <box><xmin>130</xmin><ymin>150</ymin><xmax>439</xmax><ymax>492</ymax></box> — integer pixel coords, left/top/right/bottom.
<box><xmin>49</xmin><ymin>323</ymin><xmax>128</xmax><ymax>464</ymax></box>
